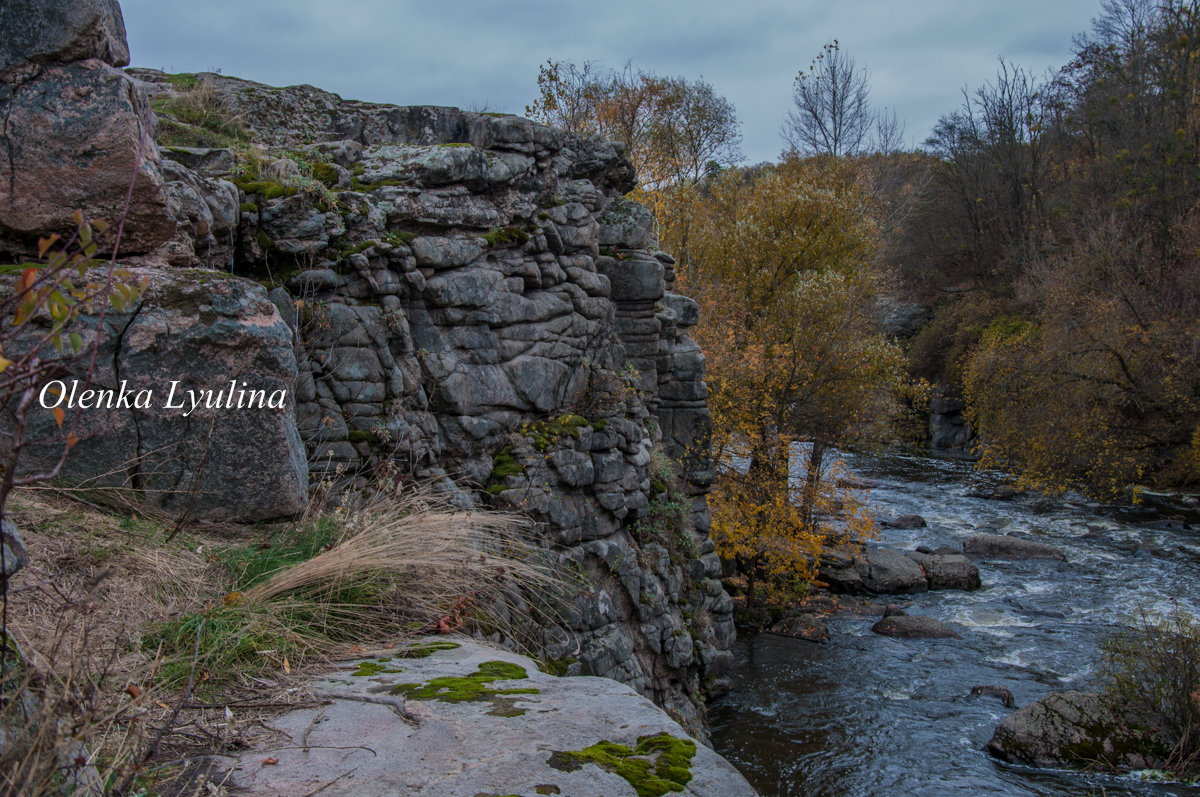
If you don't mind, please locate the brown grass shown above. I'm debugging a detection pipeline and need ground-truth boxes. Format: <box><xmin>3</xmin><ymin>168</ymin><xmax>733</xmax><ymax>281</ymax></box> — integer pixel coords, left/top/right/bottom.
<box><xmin>0</xmin><ymin>483</ymin><xmax>562</xmax><ymax>795</ymax></box>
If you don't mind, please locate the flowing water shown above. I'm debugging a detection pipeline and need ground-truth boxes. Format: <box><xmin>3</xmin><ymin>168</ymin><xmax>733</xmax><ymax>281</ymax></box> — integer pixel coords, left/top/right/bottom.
<box><xmin>709</xmin><ymin>450</ymin><xmax>1200</xmax><ymax>797</ymax></box>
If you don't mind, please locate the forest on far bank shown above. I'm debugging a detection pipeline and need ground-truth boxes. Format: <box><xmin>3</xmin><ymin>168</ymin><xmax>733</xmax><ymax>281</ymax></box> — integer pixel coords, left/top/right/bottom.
<box><xmin>527</xmin><ymin>0</ymin><xmax>1200</xmax><ymax>600</ymax></box>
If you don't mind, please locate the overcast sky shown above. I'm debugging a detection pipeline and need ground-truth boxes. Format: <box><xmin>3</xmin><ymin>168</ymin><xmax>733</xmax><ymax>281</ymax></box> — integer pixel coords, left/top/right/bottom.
<box><xmin>121</xmin><ymin>0</ymin><xmax>1106</xmax><ymax>164</ymax></box>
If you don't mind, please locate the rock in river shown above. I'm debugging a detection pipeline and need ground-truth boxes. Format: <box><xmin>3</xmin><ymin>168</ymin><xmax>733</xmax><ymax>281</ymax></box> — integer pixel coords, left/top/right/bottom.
<box><xmin>882</xmin><ymin>513</ymin><xmax>927</xmax><ymax>529</ymax></box>
<box><xmin>963</xmin><ymin>533</ymin><xmax>1066</xmax><ymax>561</ymax></box>
<box><xmin>872</xmin><ymin>615</ymin><xmax>961</xmax><ymax>639</ymax></box>
<box><xmin>986</xmin><ymin>690</ymin><xmax>1170</xmax><ymax>771</ymax></box>
<box><xmin>906</xmin><ymin>550</ymin><xmax>982</xmax><ymax>590</ymax></box>
<box><xmin>770</xmin><ymin>612</ymin><xmax>830</xmax><ymax>643</ymax></box>
<box><xmin>857</xmin><ymin>547</ymin><xmax>929</xmax><ymax>594</ymax></box>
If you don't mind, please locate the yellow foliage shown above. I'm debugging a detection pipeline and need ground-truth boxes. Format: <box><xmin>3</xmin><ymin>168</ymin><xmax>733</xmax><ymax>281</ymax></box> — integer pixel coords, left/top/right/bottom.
<box><xmin>667</xmin><ymin>156</ymin><xmax>908</xmax><ymax>604</ymax></box>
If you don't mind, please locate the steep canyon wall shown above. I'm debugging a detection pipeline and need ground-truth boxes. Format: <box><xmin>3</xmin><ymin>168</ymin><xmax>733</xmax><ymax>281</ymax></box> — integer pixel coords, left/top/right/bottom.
<box><xmin>0</xmin><ymin>6</ymin><xmax>734</xmax><ymax>730</ymax></box>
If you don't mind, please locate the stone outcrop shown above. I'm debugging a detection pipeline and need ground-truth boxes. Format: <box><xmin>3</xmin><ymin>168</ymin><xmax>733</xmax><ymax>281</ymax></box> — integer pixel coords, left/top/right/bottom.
<box><xmin>1</xmin><ymin>3</ymin><xmax>735</xmax><ymax>727</ymax></box>
<box><xmin>819</xmin><ymin>547</ymin><xmax>928</xmax><ymax>594</ymax></box>
<box><xmin>0</xmin><ymin>4</ymin><xmax>172</xmax><ymax>257</ymax></box>
<box><xmin>905</xmin><ymin>550</ymin><xmax>982</xmax><ymax>590</ymax></box>
<box><xmin>215</xmin><ymin>638</ymin><xmax>757</xmax><ymax>796</ymax></box>
<box><xmin>104</xmin><ymin>71</ymin><xmax>731</xmax><ymax>727</ymax></box>
<box><xmin>928</xmin><ymin>385</ymin><xmax>975</xmax><ymax>456</ymax></box>
<box><xmin>987</xmin><ymin>690</ymin><xmax>1171</xmax><ymax>771</ymax></box>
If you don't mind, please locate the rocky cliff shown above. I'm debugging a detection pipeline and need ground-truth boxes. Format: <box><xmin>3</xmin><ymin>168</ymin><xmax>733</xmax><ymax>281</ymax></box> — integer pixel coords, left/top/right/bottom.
<box><xmin>0</xmin><ymin>0</ymin><xmax>734</xmax><ymax>731</ymax></box>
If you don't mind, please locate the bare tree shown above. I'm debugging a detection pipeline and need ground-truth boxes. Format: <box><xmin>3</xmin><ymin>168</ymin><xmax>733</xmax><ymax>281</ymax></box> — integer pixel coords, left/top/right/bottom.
<box><xmin>874</xmin><ymin>106</ymin><xmax>906</xmax><ymax>156</ymax></box>
<box><xmin>782</xmin><ymin>40</ymin><xmax>872</xmax><ymax>157</ymax></box>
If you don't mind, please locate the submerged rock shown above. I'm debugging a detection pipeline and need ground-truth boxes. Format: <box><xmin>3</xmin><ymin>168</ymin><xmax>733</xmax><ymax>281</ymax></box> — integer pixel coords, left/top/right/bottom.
<box><xmin>906</xmin><ymin>551</ymin><xmax>982</xmax><ymax>590</ymax></box>
<box><xmin>986</xmin><ymin>690</ymin><xmax>1171</xmax><ymax>771</ymax></box>
<box><xmin>970</xmin><ymin>684</ymin><xmax>1016</xmax><ymax>708</ymax></box>
<box><xmin>882</xmin><ymin>513</ymin><xmax>927</xmax><ymax>529</ymax></box>
<box><xmin>872</xmin><ymin>615</ymin><xmax>961</xmax><ymax>639</ymax></box>
<box><xmin>770</xmin><ymin>612</ymin><xmax>830</xmax><ymax>643</ymax></box>
<box><xmin>963</xmin><ymin>533</ymin><xmax>1067</xmax><ymax>561</ymax></box>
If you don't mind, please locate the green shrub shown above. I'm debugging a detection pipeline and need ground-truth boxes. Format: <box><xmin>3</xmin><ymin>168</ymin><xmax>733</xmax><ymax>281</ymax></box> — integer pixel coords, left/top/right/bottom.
<box><xmin>1098</xmin><ymin>605</ymin><xmax>1200</xmax><ymax>775</ymax></box>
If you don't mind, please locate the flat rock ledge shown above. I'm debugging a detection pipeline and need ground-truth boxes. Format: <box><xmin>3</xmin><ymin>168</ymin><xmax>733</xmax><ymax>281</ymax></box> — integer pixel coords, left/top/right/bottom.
<box><xmin>217</xmin><ymin>638</ymin><xmax>756</xmax><ymax>797</ymax></box>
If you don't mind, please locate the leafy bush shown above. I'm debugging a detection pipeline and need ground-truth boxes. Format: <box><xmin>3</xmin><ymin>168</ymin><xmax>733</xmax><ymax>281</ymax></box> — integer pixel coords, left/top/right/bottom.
<box><xmin>1098</xmin><ymin>605</ymin><xmax>1200</xmax><ymax>775</ymax></box>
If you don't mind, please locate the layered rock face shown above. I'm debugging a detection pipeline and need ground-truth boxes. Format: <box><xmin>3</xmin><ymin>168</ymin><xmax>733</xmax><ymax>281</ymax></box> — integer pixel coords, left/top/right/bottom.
<box><xmin>132</xmin><ymin>71</ymin><xmax>734</xmax><ymax>727</ymax></box>
<box><xmin>2</xmin><ymin>16</ymin><xmax>735</xmax><ymax>726</ymax></box>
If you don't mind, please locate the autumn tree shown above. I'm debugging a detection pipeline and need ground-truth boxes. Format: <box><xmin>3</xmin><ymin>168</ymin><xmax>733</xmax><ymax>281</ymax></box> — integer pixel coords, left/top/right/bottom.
<box><xmin>526</xmin><ymin>60</ymin><xmax>742</xmax><ymax>228</ymax></box>
<box><xmin>669</xmin><ymin>157</ymin><xmax>912</xmax><ymax>604</ymax></box>
<box><xmin>924</xmin><ymin>1</ymin><xmax>1200</xmax><ymax>493</ymax></box>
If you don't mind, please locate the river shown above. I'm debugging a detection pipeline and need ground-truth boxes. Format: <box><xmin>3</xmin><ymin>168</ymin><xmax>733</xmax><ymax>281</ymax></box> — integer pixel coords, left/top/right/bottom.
<box><xmin>709</xmin><ymin>450</ymin><xmax>1200</xmax><ymax>797</ymax></box>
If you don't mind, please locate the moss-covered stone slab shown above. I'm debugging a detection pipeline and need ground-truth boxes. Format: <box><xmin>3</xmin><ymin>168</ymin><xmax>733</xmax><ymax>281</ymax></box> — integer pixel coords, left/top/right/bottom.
<box><xmin>549</xmin><ymin>733</ymin><xmax>697</xmax><ymax>797</ymax></box>
<box><xmin>225</xmin><ymin>638</ymin><xmax>754</xmax><ymax>796</ymax></box>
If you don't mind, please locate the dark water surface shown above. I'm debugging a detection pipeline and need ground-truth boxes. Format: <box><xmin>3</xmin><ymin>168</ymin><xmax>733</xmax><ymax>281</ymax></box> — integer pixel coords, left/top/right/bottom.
<box><xmin>709</xmin><ymin>451</ymin><xmax>1200</xmax><ymax>797</ymax></box>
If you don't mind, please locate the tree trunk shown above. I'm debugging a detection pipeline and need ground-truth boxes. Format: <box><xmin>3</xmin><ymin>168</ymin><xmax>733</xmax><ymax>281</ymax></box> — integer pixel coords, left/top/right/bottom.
<box><xmin>799</xmin><ymin>438</ymin><xmax>827</xmax><ymax>529</ymax></box>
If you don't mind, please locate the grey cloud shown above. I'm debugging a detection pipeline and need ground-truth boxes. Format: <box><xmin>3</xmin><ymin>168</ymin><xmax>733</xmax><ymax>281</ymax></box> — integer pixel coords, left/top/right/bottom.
<box><xmin>121</xmin><ymin>0</ymin><xmax>1103</xmax><ymax>162</ymax></box>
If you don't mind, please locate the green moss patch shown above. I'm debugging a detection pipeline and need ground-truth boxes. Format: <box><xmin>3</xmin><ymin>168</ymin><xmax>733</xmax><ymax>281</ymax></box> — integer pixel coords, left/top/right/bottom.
<box><xmin>395</xmin><ymin>641</ymin><xmax>460</xmax><ymax>659</ymax></box>
<box><xmin>384</xmin><ymin>231</ymin><xmax>416</xmax><ymax>247</ymax></box>
<box><xmin>311</xmin><ymin>161</ymin><xmax>340</xmax><ymax>187</ymax></box>
<box><xmin>352</xmin><ymin>177</ymin><xmax>406</xmax><ymax>191</ymax></box>
<box><xmin>165</xmin><ymin>72</ymin><xmax>200</xmax><ymax>90</ymax></box>
<box><xmin>388</xmin><ymin>660</ymin><xmax>538</xmax><ymax>715</ymax></box>
<box><xmin>539</xmin><ymin>657</ymin><xmax>577</xmax><ymax>677</ymax></box>
<box><xmin>547</xmin><ymin>733</ymin><xmax>697</xmax><ymax>797</ymax></box>
<box><xmin>350</xmin><ymin>660</ymin><xmax>403</xmax><ymax>677</ymax></box>
<box><xmin>521</xmin><ymin>414</ymin><xmax>589</xmax><ymax>452</ymax></box>
<box><xmin>490</xmin><ymin>447</ymin><xmax>525</xmax><ymax>481</ymax></box>
<box><xmin>235</xmin><ymin>179</ymin><xmax>299</xmax><ymax>200</ymax></box>
<box><xmin>340</xmin><ymin>240</ymin><xmax>378</xmax><ymax>259</ymax></box>
<box><xmin>482</xmin><ymin>226</ymin><xmax>530</xmax><ymax>248</ymax></box>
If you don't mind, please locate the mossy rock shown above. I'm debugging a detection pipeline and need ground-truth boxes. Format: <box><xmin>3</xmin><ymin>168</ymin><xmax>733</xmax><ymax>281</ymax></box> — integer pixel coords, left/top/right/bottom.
<box><xmin>311</xmin><ymin>161</ymin><xmax>340</xmax><ymax>187</ymax></box>
<box><xmin>548</xmin><ymin>733</ymin><xmax>697</xmax><ymax>797</ymax></box>
<box><xmin>482</xmin><ymin>226</ymin><xmax>530</xmax><ymax>248</ymax></box>
<box><xmin>384</xmin><ymin>231</ymin><xmax>416</xmax><ymax>247</ymax></box>
<box><xmin>388</xmin><ymin>660</ymin><xmax>538</xmax><ymax>715</ymax></box>
<box><xmin>986</xmin><ymin>690</ymin><xmax>1173</xmax><ymax>772</ymax></box>
<box><xmin>235</xmin><ymin>179</ymin><xmax>299</xmax><ymax>200</ymax></box>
